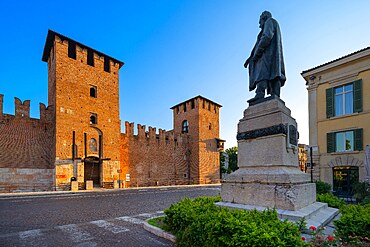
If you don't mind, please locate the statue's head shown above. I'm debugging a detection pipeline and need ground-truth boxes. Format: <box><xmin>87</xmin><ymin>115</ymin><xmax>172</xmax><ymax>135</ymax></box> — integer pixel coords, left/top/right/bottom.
<box><xmin>259</xmin><ymin>11</ymin><xmax>272</xmax><ymax>28</ymax></box>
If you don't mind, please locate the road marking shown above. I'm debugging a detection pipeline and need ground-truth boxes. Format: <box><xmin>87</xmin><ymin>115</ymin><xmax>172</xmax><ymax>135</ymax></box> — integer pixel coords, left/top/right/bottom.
<box><xmin>90</xmin><ymin>220</ymin><xmax>129</xmax><ymax>234</ymax></box>
<box><xmin>56</xmin><ymin>224</ymin><xmax>93</xmax><ymax>242</ymax></box>
<box><xmin>116</xmin><ymin>216</ymin><xmax>144</xmax><ymax>224</ymax></box>
<box><xmin>75</xmin><ymin>242</ymin><xmax>98</xmax><ymax>247</ymax></box>
<box><xmin>137</xmin><ymin>213</ymin><xmax>154</xmax><ymax>217</ymax></box>
<box><xmin>0</xmin><ymin>211</ymin><xmax>167</xmax><ymax>243</ymax></box>
<box><xmin>19</xmin><ymin>229</ymin><xmax>42</xmax><ymax>239</ymax></box>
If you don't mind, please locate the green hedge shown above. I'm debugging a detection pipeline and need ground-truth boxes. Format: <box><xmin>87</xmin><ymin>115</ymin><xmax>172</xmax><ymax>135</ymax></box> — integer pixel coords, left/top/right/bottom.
<box><xmin>164</xmin><ymin>196</ymin><xmax>307</xmax><ymax>247</ymax></box>
<box><xmin>316</xmin><ymin>193</ymin><xmax>345</xmax><ymax>209</ymax></box>
<box><xmin>334</xmin><ymin>204</ymin><xmax>370</xmax><ymax>243</ymax></box>
<box><xmin>315</xmin><ymin>180</ymin><xmax>332</xmax><ymax>195</ymax></box>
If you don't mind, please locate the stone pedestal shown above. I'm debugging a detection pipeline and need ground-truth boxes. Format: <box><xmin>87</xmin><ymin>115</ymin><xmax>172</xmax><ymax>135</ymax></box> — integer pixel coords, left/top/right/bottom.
<box><xmin>85</xmin><ymin>180</ymin><xmax>93</xmax><ymax>190</ymax></box>
<box><xmin>114</xmin><ymin>180</ymin><xmax>119</xmax><ymax>189</ymax></box>
<box><xmin>221</xmin><ymin>97</ymin><xmax>315</xmax><ymax>210</ymax></box>
<box><xmin>220</xmin><ymin>97</ymin><xmax>338</xmax><ymax>228</ymax></box>
<box><xmin>71</xmin><ymin>181</ymin><xmax>79</xmax><ymax>191</ymax></box>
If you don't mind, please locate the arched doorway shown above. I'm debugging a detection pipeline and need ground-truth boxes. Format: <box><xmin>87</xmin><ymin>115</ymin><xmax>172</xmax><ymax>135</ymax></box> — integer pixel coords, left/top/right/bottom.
<box><xmin>84</xmin><ymin>156</ymin><xmax>101</xmax><ymax>186</ymax></box>
<box><xmin>333</xmin><ymin>166</ymin><xmax>359</xmax><ymax>197</ymax></box>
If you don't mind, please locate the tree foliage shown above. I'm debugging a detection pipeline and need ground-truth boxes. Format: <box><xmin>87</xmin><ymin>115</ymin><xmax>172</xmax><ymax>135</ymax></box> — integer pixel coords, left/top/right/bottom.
<box><xmin>221</xmin><ymin>146</ymin><xmax>238</xmax><ymax>174</ymax></box>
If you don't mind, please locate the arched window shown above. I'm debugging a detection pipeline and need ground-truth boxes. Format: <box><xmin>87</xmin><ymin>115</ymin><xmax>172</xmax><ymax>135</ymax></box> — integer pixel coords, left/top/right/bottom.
<box><xmin>90</xmin><ymin>113</ymin><xmax>97</xmax><ymax>124</ymax></box>
<box><xmin>182</xmin><ymin>120</ymin><xmax>189</xmax><ymax>133</ymax></box>
<box><xmin>90</xmin><ymin>85</ymin><xmax>97</xmax><ymax>98</ymax></box>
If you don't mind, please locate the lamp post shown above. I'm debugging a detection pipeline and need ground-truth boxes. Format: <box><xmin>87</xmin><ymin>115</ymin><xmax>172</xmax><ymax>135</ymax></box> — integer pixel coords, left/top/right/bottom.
<box><xmin>310</xmin><ymin>146</ymin><xmax>313</xmax><ymax>183</ymax></box>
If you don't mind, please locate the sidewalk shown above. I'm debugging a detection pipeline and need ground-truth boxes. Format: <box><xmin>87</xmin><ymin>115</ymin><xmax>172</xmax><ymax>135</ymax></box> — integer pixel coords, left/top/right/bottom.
<box><xmin>0</xmin><ymin>183</ymin><xmax>221</xmax><ymax>198</ymax></box>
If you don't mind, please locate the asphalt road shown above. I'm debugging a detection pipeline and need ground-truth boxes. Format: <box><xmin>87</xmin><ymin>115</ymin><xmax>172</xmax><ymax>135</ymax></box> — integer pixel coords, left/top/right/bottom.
<box><xmin>0</xmin><ymin>185</ymin><xmax>220</xmax><ymax>247</ymax></box>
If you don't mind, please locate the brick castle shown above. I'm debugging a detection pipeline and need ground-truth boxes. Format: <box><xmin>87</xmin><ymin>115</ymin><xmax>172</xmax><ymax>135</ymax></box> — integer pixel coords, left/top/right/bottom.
<box><xmin>0</xmin><ymin>30</ymin><xmax>224</xmax><ymax>192</ymax></box>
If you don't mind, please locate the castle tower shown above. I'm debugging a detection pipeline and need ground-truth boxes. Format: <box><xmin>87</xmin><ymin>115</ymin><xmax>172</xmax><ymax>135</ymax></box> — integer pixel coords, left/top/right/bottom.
<box><xmin>42</xmin><ymin>30</ymin><xmax>124</xmax><ymax>188</ymax></box>
<box><xmin>0</xmin><ymin>94</ymin><xmax>3</xmax><ymax>117</ymax></box>
<box><xmin>171</xmin><ymin>95</ymin><xmax>224</xmax><ymax>184</ymax></box>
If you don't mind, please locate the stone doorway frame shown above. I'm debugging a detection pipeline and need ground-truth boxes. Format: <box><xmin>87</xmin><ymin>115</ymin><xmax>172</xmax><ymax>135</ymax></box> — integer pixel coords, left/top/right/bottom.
<box><xmin>84</xmin><ymin>156</ymin><xmax>101</xmax><ymax>187</ymax></box>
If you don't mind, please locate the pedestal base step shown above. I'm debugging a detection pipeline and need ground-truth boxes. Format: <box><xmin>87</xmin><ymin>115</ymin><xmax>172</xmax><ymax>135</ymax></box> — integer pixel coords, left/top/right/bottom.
<box><xmin>215</xmin><ymin>201</ymin><xmax>339</xmax><ymax>232</ymax></box>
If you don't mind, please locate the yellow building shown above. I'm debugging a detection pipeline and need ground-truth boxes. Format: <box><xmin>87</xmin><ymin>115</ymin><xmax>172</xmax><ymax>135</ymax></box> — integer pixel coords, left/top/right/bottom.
<box><xmin>301</xmin><ymin>47</ymin><xmax>370</xmax><ymax>196</ymax></box>
<box><xmin>298</xmin><ymin>144</ymin><xmax>308</xmax><ymax>173</ymax></box>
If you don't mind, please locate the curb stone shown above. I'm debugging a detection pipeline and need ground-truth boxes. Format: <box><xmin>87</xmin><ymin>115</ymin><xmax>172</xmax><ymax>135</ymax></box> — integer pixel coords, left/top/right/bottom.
<box><xmin>0</xmin><ymin>184</ymin><xmax>221</xmax><ymax>198</ymax></box>
<box><xmin>143</xmin><ymin>219</ymin><xmax>176</xmax><ymax>243</ymax></box>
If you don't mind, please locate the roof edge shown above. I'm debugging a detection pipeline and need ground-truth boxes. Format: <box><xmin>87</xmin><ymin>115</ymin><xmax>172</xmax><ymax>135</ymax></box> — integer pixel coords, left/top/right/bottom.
<box><xmin>301</xmin><ymin>47</ymin><xmax>370</xmax><ymax>76</ymax></box>
<box><xmin>41</xmin><ymin>30</ymin><xmax>124</xmax><ymax>68</ymax></box>
<box><xmin>170</xmin><ymin>95</ymin><xmax>222</xmax><ymax>109</ymax></box>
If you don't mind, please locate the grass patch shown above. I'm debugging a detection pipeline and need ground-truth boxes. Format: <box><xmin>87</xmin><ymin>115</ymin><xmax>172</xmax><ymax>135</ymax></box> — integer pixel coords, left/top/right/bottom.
<box><xmin>147</xmin><ymin>216</ymin><xmax>166</xmax><ymax>229</ymax></box>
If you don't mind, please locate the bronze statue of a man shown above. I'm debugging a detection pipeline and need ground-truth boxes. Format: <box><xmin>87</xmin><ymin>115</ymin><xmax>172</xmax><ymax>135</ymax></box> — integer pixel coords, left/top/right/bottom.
<box><xmin>244</xmin><ymin>11</ymin><xmax>286</xmax><ymax>102</ymax></box>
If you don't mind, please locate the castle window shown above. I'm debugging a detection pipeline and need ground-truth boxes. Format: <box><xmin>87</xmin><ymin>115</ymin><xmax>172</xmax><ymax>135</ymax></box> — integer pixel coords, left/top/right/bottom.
<box><xmin>209</xmin><ymin>123</ymin><xmax>212</xmax><ymax>130</ymax></box>
<box><xmin>87</xmin><ymin>49</ymin><xmax>94</xmax><ymax>66</ymax></box>
<box><xmin>90</xmin><ymin>113</ymin><xmax>98</xmax><ymax>124</ymax></box>
<box><xmin>90</xmin><ymin>85</ymin><xmax>97</xmax><ymax>98</ymax></box>
<box><xmin>208</xmin><ymin>102</ymin><xmax>211</xmax><ymax>111</ymax></box>
<box><xmin>182</xmin><ymin>120</ymin><xmax>189</xmax><ymax>133</ymax></box>
<box><xmin>214</xmin><ymin>105</ymin><xmax>217</xmax><ymax>113</ymax></box>
<box><xmin>191</xmin><ymin>99</ymin><xmax>195</xmax><ymax>109</ymax></box>
<box><xmin>104</xmin><ymin>57</ymin><xmax>110</xmax><ymax>72</ymax></box>
<box><xmin>177</xmin><ymin>107</ymin><xmax>180</xmax><ymax>114</ymax></box>
<box><xmin>183</xmin><ymin>103</ymin><xmax>187</xmax><ymax>112</ymax></box>
<box><xmin>68</xmin><ymin>41</ymin><xmax>76</xmax><ymax>59</ymax></box>
<box><xmin>202</xmin><ymin>100</ymin><xmax>205</xmax><ymax>109</ymax></box>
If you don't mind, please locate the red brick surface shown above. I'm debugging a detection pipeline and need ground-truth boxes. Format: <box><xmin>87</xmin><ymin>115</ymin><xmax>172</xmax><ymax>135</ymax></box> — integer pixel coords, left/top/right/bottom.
<box><xmin>0</xmin><ymin>100</ymin><xmax>54</xmax><ymax>169</ymax></box>
<box><xmin>0</xmin><ymin>32</ymin><xmax>222</xmax><ymax>192</ymax></box>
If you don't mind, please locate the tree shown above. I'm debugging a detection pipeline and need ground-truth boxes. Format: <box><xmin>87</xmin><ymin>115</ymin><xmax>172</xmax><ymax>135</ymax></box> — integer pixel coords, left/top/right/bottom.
<box><xmin>220</xmin><ymin>146</ymin><xmax>238</xmax><ymax>174</ymax></box>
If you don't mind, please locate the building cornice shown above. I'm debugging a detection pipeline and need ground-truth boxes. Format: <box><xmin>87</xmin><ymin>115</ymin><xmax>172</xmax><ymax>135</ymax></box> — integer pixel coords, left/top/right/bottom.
<box><xmin>301</xmin><ymin>47</ymin><xmax>370</xmax><ymax>77</ymax></box>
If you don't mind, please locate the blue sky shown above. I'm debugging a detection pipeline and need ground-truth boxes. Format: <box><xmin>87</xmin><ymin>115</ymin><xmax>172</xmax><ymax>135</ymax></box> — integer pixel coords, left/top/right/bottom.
<box><xmin>1</xmin><ymin>0</ymin><xmax>370</xmax><ymax>148</ymax></box>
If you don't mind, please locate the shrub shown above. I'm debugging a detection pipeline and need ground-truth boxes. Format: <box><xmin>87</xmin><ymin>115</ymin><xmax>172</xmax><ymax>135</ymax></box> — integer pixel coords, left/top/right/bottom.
<box><xmin>164</xmin><ymin>196</ymin><xmax>307</xmax><ymax>247</ymax></box>
<box><xmin>163</xmin><ymin>196</ymin><xmax>221</xmax><ymax>234</ymax></box>
<box><xmin>316</xmin><ymin>193</ymin><xmax>345</xmax><ymax>209</ymax></box>
<box><xmin>334</xmin><ymin>204</ymin><xmax>370</xmax><ymax>244</ymax></box>
<box><xmin>361</xmin><ymin>195</ymin><xmax>370</xmax><ymax>205</ymax></box>
<box><xmin>315</xmin><ymin>180</ymin><xmax>332</xmax><ymax>195</ymax></box>
<box><xmin>352</xmin><ymin>181</ymin><xmax>370</xmax><ymax>203</ymax></box>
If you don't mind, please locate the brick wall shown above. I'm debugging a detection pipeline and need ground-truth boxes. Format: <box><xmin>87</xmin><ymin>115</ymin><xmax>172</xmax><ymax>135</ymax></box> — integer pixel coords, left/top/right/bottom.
<box><xmin>0</xmin><ymin>96</ymin><xmax>54</xmax><ymax>192</ymax></box>
<box><xmin>121</xmin><ymin>122</ymin><xmax>191</xmax><ymax>187</ymax></box>
<box><xmin>198</xmin><ymin>100</ymin><xmax>221</xmax><ymax>184</ymax></box>
<box><xmin>0</xmin><ymin>98</ymin><xmax>54</xmax><ymax>170</ymax></box>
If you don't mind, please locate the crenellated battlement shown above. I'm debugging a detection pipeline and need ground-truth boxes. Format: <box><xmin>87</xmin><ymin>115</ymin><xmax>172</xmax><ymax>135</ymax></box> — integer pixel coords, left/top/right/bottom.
<box><xmin>39</xmin><ymin>103</ymin><xmax>54</xmax><ymax>123</ymax></box>
<box><xmin>122</xmin><ymin>121</ymin><xmax>189</xmax><ymax>146</ymax></box>
<box><xmin>0</xmin><ymin>95</ymin><xmax>52</xmax><ymax>123</ymax></box>
<box><xmin>42</xmin><ymin>30</ymin><xmax>123</xmax><ymax>73</ymax></box>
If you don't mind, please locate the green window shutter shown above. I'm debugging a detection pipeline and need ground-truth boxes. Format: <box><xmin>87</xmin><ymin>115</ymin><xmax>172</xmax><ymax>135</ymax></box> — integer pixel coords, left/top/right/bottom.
<box><xmin>353</xmin><ymin>79</ymin><xmax>363</xmax><ymax>113</ymax></box>
<box><xmin>327</xmin><ymin>132</ymin><xmax>336</xmax><ymax>153</ymax></box>
<box><xmin>326</xmin><ymin>88</ymin><xmax>334</xmax><ymax>118</ymax></box>
<box><xmin>354</xmin><ymin>128</ymin><xmax>363</xmax><ymax>151</ymax></box>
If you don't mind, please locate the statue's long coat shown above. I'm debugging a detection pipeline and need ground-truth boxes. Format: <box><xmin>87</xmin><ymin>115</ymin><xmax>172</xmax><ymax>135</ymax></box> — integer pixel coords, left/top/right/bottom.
<box><xmin>248</xmin><ymin>17</ymin><xmax>286</xmax><ymax>92</ymax></box>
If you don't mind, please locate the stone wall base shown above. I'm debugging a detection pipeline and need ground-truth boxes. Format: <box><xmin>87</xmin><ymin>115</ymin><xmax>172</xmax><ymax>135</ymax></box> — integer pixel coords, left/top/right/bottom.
<box><xmin>221</xmin><ymin>181</ymin><xmax>316</xmax><ymax>211</ymax></box>
<box><xmin>0</xmin><ymin>168</ymin><xmax>54</xmax><ymax>193</ymax></box>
